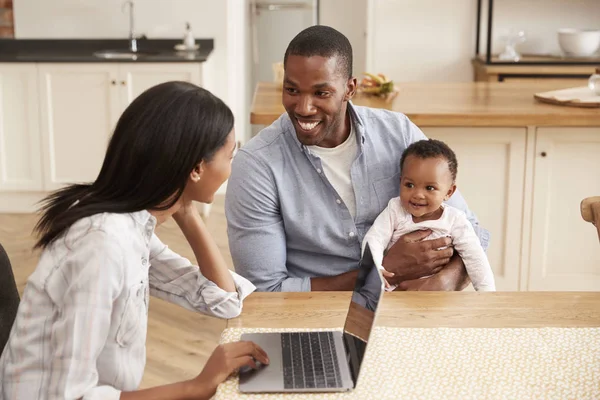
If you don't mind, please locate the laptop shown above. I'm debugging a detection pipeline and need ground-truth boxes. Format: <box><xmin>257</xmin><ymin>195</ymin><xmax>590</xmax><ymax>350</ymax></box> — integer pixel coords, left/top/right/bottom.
<box><xmin>239</xmin><ymin>244</ymin><xmax>384</xmax><ymax>393</ymax></box>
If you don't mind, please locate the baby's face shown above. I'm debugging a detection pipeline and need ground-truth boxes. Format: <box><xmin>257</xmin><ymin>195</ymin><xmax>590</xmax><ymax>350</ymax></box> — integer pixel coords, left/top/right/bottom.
<box><xmin>399</xmin><ymin>155</ymin><xmax>456</xmax><ymax>219</ymax></box>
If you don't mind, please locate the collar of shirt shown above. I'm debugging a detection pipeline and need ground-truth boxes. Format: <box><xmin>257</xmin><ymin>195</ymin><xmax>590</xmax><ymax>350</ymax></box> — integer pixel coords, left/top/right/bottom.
<box><xmin>130</xmin><ymin>210</ymin><xmax>157</xmax><ymax>245</ymax></box>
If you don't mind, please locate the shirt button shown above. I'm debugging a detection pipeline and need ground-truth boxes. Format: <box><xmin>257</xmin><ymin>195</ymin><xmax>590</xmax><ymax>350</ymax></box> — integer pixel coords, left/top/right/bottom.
<box><xmin>336</xmin><ymin>199</ymin><xmax>341</xmax><ymax>204</ymax></box>
<box><xmin>141</xmin><ymin>257</ymin><xmax>147</xmax><ymax>266</ymax></box>
<box><xmin>317</xmin><ymin>168</ymin><xmax>322</xmax><ymax>174</ymax></box>
<box><xmin>349</xmin><ymin>232</ymin><xmax>356</xmax><ymax>238</ymax></box>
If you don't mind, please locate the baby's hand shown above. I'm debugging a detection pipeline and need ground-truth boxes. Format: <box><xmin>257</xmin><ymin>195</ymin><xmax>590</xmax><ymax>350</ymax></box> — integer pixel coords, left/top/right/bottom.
<box><xmin>380</xmin><ymin>268</ymin><xmax>396</xmax><ymax>291</ymax></box>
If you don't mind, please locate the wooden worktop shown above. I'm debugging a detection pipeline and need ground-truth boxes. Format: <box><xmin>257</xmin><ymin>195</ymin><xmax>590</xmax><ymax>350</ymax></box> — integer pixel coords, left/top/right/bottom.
<box><xmin>251</xmin><ymin>81</ymin><xmax>600</xmax><ymax>127</ymax></box>
<box><xmin>228</xmin><ymin>292</ymin><xmax>600</xmax><ymax>329</ymax></box>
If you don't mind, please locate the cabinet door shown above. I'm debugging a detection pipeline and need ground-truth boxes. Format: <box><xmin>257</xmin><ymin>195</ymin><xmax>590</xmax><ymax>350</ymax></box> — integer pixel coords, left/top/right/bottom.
<box><xmin>0</xmin><ymin>64</ymin><xmax>43</xmax><ymax>191</ymax></box>
<box><xmin>422</xmin><ymin>128</ymin><xmax>527</xmax><ymax>291</ymax></box>
<box><xmin>528</xmin><ymin>128</ymin><xmax>600</xmax><ymax>291</ymax></box>
<box><xmin>119</xmin><ymin>63</ymin><xmax>202</xmax><ymax>110</ymax></box>
<box><xmin>38</xmin><ymin>64</ymin><xmax>120</xmax><ymax>190</ymax></box>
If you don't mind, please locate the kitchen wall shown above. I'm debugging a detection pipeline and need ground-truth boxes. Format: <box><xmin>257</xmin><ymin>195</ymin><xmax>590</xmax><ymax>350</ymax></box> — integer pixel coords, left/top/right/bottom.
<box><xmin>368</xmin><ymin>0</ymin><xmax>600</xmax><ymax>82</ymax></box>
<box><xmin>0</xmin><ymin>0</ymin><xmax>13</xmax><ymax>37</ymax></box>
<box><xmin>13</xmin><ymin>0</ymin><xmax>230</xmax><ymax>106</ymax></box>
<box><xmin>320</xmin><ymin>0</ymin><xmax>368</xmax><ymax>75</ymax></box>
<box><xmin>12</xmin><ymin>0</ymin><xmax>600</xmax><ymax>125</ymax></box>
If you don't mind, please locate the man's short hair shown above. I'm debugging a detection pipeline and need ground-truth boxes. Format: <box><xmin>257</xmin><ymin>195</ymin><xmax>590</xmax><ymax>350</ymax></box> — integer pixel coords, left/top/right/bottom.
<box><xmin>400</xmin><ymin>139</ymin><xmax>458</xmax><ymax>182</ymax></box>
<box><xmin>284</xmin><ymin>25</ymin><xmax>353</xmax><ymax>79</ymax></box>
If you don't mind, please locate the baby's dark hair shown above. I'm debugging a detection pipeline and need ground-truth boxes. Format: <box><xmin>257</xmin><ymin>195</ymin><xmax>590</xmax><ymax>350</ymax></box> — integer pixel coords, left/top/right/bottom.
<box><xmin>400</xmin><ymin>139</ymin><xmax>458</xmax><ymax>182</ymax></box>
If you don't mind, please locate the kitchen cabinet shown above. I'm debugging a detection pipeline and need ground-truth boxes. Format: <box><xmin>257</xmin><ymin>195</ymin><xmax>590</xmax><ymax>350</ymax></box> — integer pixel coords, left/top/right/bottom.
<box><xmin>527</xmin><ymin>127</ymin><xmax>600</xmax><ymax>291</ymax></box>
<box><xmin>38</xmin><ymin>63</ymin><xmax>203</xmax><ymax>189</ymax></box>
<box><xmin>0</xmin><ymin>62</ymin><xmax>203</xmax><ymax>211</ymax></box>
<box><xmin>0</xmin><ymin>64</ymin><xmax>43</xmax><ymax>192</ymax></box>
<box><xmin>423</xmin><ymin>128</ymin><xmax>527</xmax><ymax>291</ymax></box>
<box><xmin>121</xmin><ymin>63</ymin><xmax>201</xmax><ymax>108</ymax></box>
<box><xmin>424</xmin><ymin>127</ymin><xmax>600</xmax><ymax>292</ymax></box>
<box><xmin>38</xmin><ymin>64</ymin><xmax>121</xmax><ymax>190</ymax></box>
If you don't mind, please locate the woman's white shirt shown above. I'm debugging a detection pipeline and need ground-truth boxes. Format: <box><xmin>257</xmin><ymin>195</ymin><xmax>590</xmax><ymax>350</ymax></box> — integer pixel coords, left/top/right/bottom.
<box><xmin>0</xmin><ymin>210</ymin><xmax>255</xmax><ymax>400</ymax></box>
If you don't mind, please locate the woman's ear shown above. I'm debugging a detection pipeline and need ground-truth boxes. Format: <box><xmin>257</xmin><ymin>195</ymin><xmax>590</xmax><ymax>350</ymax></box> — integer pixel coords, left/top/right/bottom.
<box><xmin>444</xmin><ymin>184</ymin><xmax>457</xmax><ymax>201</ymax></box>
<box><xmin>190</xmin><ymin>162</ymin><xmax>204</xmax><ymax>183</ymax></box>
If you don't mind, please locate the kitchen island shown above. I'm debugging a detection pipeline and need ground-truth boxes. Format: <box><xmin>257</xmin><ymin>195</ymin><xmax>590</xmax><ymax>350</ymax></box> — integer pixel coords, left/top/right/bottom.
<box><xmin>250</xmin><ymin>81</ymin><xmax>600</xmax><ymax>291</ymax></box>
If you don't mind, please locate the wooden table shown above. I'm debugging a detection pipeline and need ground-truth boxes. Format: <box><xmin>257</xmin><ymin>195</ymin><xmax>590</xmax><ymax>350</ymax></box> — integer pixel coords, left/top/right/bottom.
<box><xmin>228</xmin><ymin>292</ymin><xmax>600</xmax><ymax>329</ymax></box>
<box><xmin>250</xmin><ymin>81</ymin><xmax>600</xmax><ymax>127</ymax></box>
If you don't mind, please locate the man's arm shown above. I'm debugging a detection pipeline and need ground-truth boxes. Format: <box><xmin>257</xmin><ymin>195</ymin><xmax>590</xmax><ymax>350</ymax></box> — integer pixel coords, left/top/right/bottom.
<box><xmin>310</xmin><ymin>270</ymin><xmax>359</xmax><ymax>291</ymax></box>
<box><xmin>226</xmin><ymin>150</ymin><xmax>361</xmax><ymax>292</ymax></box>
<box><xmin>226</xmin><ymin>150</ymin><xmax>307</xmax><ymax>292</ymax></box>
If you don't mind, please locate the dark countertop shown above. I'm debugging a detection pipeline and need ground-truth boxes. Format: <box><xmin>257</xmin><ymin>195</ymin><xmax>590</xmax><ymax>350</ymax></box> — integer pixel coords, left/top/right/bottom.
<box><xmin>0</xmin><ymin>39</ymin><xmax>214</xmax><ymax>63</ymax></box>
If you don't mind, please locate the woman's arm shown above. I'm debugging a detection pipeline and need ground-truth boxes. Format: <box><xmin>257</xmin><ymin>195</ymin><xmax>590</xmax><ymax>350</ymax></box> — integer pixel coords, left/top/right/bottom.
<box><xmin>172</xmin><ymin>202</ymin><xmax>235</xmax><ymax>292</ymax></box>
<box><xmin>120</xmin><ymin>380</ymin><xmax>202</xmax><ymax>400</ymax></box>
<box><xmin>121</xmin><ymin>341</ymin><xmax>269</xmax><ymax>400</ymax></box>
<box><xmin>148</xmin><ymin>203</ymin><xmax>255</xmax><ymax>319</ymax></box>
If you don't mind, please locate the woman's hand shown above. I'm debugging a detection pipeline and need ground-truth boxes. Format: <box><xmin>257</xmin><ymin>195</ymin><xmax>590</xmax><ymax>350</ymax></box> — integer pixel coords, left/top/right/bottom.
<box><xmin>168</xmin><ymin>195</ymin><xmax>236</xmax><ymax>292</ymax></box>
<box><xmin>172</xmin><ymin>195</ymin><xmax>198</xmax><ymax>226</ymax></box>
<box><xmin>192</xmin><ymin>341</ymin><xmax>270</xmax><ymax>398</ymax></box>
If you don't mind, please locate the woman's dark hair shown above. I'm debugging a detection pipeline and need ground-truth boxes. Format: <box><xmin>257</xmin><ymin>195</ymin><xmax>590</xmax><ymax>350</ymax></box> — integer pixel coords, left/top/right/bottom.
<box><xmin>34</xmin><ymin>81</ymin><xmax>234</xmax><ymax>249</ymax></box>
<box><xmin>400</xmin><ymin>139</ymin><xmax>458</xmax><ymax>182</ymax></box>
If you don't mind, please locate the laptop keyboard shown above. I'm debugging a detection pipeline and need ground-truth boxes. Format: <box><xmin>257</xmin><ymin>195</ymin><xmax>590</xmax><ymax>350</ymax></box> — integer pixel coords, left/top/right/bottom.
<box><xmin>281</xmin><ymin>332</ymin><xmax>343</xmax><ymax>389</ymax></box>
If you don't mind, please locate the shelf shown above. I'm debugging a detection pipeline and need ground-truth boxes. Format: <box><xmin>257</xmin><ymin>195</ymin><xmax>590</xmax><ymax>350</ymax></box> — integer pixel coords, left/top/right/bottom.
<box><xmin>475</xmin><ymin>54</ymin><xmax>600</xmax><ymax>66</ymax></box>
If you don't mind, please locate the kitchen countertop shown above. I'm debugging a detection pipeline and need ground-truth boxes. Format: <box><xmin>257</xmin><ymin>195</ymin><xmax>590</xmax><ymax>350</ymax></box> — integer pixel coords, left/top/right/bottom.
<box><xmin>0</xmin><ymin>38</ymin><xmax>213</xmax><ymax>63</ymax></box>
<box><xmin>251</xmin><ymin>81</ymin><xmax>600</xmax><ymax>127</ymax></box>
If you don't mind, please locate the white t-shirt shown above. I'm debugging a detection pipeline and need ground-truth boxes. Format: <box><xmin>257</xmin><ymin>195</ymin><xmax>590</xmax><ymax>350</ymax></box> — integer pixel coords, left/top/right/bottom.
<box><xmin>363</xmin><ymin>197</ymin><xmax>496</xmax><ymax>291</ymax></box>
<box><xmin>307</xmin><ymin>124</ymin><xmax>358</xmax><ymax>218</ymax></box>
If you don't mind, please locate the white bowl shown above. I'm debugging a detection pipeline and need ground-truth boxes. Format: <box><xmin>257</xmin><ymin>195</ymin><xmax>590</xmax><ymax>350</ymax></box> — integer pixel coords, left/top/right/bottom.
<box><xmin>558</xmin><ymin>28</ymin><xmax>600</xmax><ymax>57</ymax></box>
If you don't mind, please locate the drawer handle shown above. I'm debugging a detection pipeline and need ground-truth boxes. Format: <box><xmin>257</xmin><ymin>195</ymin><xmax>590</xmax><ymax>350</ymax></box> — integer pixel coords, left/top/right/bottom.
<box><xmin>540</xmin><ymin>152</ymin><xmax>547</xmax><ymax>157</ymax></box>
<box><xmin>111</xmin><ymin>80</ymin><xmax>117</xmax><ymax>85</ymax></box>
<box><xmin>121</xmin><ymin>81</ymin><xmax>126</xmax><ymax>86</ymax></box>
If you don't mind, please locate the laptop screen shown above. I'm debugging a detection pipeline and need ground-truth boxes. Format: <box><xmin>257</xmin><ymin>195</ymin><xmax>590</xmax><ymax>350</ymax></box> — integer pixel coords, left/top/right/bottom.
<box><xmin>342</xmin><ymin>244</ymin><xmax>384</xmax><ymax>386</ymax></box>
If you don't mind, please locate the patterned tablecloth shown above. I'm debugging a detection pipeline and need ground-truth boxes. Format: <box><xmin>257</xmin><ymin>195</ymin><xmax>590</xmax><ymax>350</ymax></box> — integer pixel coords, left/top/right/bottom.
<box><xmin>215</xmin><ymin>326</ymin><xmax>600</xmax><ymax>399</ymax></box>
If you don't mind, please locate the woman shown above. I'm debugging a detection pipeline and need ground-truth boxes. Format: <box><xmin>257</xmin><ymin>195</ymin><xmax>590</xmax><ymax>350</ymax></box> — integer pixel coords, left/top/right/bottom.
<box><xmin>0</xmin><ymin>82</ymin><xmax>268</xmax><ymax>400</ymax></box>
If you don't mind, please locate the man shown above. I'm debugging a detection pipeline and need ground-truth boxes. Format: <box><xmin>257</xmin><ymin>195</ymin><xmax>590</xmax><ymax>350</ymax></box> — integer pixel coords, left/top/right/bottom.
<box><xmin>226</xmin><ymin>25</ymin><xmax>489</xmax><ymax>292</ymax></box>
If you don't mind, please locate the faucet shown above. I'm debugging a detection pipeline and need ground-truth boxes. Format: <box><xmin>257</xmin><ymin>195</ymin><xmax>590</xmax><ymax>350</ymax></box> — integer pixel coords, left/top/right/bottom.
<box><xmin>122</xmin><ymin>0</ymin><xmax>137</xmax><ymax>53</ymax></box>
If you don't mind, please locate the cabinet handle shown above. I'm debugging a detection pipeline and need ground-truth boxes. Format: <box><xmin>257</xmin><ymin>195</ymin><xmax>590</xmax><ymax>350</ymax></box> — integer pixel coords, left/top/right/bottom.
<box><xmin>120</xmin><ymin>81</ymin><xmax>126</xmax><ymax>86</ymax></box>
<box><xmin>540</xmin><ymin>151</ymin><xmax>547</xmax><ymax>157</ymax></box>
<box><xmin>111</xmin><ymin>80</ymin><xmax>116</xmax><ymax>85</ymax></box>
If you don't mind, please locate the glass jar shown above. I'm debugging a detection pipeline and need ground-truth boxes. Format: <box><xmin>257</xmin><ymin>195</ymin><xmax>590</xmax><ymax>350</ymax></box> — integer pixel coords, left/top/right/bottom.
<box><xmin>589</xmin><ymin>67</ymin><xmax>600</xmax><ymax>95</ymax></box>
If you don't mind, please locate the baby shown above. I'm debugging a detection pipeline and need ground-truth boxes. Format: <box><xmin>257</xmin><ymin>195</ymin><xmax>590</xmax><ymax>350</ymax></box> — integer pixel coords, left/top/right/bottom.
<box><xmin>363</xmin><ymin>139</ymin><xmax>496</xmax><ymax>291</ymax></box>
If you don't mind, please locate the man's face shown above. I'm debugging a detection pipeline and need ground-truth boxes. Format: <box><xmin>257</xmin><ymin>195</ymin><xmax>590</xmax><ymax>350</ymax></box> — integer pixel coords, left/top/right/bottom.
<box><xmin>282</xmin><ymin>55</ymin><xmax>356</xmax><ymax>148</ymax></box>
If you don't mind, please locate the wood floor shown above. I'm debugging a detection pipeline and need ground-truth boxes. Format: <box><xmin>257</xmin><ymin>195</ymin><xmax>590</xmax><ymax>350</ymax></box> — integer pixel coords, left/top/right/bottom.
<box><xmin>0</xmin><ymin>195</ymin><xmax>232</xmax><ymax>388</ymax></box>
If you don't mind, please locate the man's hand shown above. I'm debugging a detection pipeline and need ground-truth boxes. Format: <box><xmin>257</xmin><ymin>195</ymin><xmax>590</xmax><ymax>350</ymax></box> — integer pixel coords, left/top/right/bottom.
<box><xmin>395</xmin><ymin>254</ymin><xmax>471</xmax><ymax>291</ymax></box>
<box><xmin>382</xmin><ymin>229</ymin><xmax>454</xmax><ymax>285</ymax></box>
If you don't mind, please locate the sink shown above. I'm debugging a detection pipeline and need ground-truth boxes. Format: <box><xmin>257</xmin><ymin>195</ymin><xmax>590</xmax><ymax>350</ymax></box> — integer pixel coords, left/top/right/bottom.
<box><xmin>93</xmin><ymin>50</ymin><xmax>155</xmax><ymax>60</ymax></box>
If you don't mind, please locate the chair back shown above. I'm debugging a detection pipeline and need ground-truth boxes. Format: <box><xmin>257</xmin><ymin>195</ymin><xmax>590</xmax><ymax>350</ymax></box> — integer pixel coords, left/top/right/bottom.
<box><xmin>581</xmin><ymin>196</ymin><xmax>600</xmax><ymax>242</ymax></box>
<box><xmin>0</xmin><ymin>242</ymin><xmax>20</xmax><ymax>357</ymax></box>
